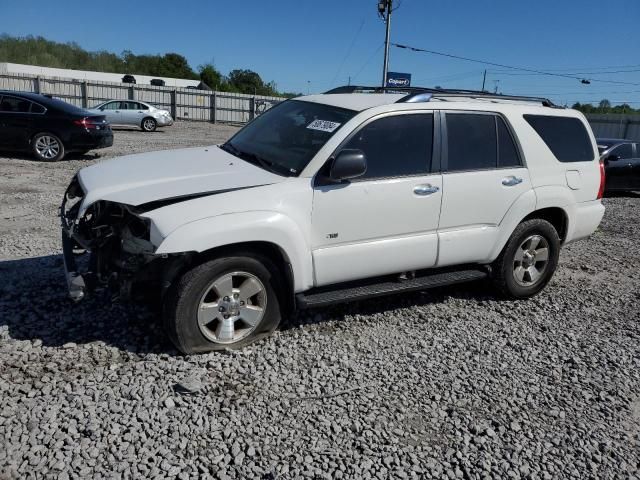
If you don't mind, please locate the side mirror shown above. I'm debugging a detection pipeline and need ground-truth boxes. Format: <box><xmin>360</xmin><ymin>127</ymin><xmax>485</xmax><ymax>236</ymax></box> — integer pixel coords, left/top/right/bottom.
<box><xmin>330</xmin><ymin>149</ymin><xmax>367</xmax><ymax>181</ymax></box>
<box><xmin>605</xmin><ymin>154</ymin><xmax>620</xmax><ymax>162</ymax></box>
<box><xmin>99</xmin><ymin>107</ymin><xmax>104</xmax><ymax>111</ymax></box>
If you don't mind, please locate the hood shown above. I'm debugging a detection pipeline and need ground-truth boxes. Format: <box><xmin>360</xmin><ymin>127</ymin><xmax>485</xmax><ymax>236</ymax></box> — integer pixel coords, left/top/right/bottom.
<box><xmin>77</xmin><ymin>146</ymin><xmax>285</xmax><ymax>212</ymax></box>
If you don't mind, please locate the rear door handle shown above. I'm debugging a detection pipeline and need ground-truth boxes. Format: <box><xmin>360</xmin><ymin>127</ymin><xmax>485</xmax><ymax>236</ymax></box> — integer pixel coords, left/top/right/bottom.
<box><xmin>413</xmin><ymin>184</ymin><xmax>440</xmax><ymax>196</ymax></box>
<box><xmin>502</xmin><ymin>176</ymin><xmax>523</xmax><ymax>187</ymax></box>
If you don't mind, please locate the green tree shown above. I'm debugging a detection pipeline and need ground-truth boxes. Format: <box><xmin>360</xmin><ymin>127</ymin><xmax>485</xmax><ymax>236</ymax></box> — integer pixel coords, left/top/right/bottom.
<box><xmin>198</xmin><ymin>63</ymin><xmax>223</xmax><ymax>90</ymax></box>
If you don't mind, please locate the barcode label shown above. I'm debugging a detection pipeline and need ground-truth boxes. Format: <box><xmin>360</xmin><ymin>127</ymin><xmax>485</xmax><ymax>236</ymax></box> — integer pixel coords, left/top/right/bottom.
<box><xmin>307</xmin><ymin>119</ymin><xmax>341</xmax><ymax>133</ymax></box>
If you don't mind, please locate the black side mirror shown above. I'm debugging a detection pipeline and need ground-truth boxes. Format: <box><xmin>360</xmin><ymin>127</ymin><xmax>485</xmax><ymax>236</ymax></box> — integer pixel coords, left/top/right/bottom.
<box><xmin>330</xmin><ymin>149</ymin><xmax>367</xmax><ymax>181</ymax></box>
<box><xmin>605</xmin><ymin>154</ymin><xmax>620</xmax><ymax>162</ymax></box>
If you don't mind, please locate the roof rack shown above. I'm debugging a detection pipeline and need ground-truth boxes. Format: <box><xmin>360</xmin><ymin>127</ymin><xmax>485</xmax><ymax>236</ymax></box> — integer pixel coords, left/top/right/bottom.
<box><xmin>323</xmin><ymin>85</ymin><xmax>558</xmax><ymax>108</ymax></box>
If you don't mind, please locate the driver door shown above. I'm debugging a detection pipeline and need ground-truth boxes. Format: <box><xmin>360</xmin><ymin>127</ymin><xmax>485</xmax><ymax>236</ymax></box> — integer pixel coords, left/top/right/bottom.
<box><xmin>311</xmin><ymin>112</ymin><xmax>442</xmax><ymax>286</ymax></box>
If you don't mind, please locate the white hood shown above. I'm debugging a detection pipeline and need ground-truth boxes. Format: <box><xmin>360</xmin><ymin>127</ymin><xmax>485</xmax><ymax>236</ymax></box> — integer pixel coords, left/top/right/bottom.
<box><xmin>77</xmin><ymin>146</ymin><xmax>285</xmax><ymax>212</ymax></box>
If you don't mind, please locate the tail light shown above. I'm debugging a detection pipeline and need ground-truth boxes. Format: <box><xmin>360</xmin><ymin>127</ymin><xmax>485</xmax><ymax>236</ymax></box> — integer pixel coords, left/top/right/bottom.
<box><xmin>73</xmin><ymin>117</ymin><xmax>106</xmax><ymax>130</ymax></box>
<box><xmin>597</xmin><ymin>159</ymin><xmax>606</xmax><ymax>199</ymax></box>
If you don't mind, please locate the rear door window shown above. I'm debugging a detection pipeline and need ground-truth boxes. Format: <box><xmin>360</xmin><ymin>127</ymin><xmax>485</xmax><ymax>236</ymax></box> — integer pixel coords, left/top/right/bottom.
<box><xmin>446</xmin><ymin>113</ymin><xmax>497</xmax><ymax>172</ymax></box>
<box><xmin>524</xmin><ymin>114</ymin><xmax>594</xmax><ymax>162</ymax></box>
<box><xmin>497</xmin><ymin>116</ymin><xmax>521</xmax><ymax>167</ymax></box>
<box><xmin>0</xmin><ymin>96</ymin><xmax>32</xmax><ymax>113</ymax></box>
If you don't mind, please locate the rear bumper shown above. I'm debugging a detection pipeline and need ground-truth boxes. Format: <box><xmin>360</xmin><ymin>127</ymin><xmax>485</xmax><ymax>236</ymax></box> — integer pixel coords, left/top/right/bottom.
<box><xmin>69</xmin><ymin>130</ymin><xmax>114</xmax><ymax>151</ymax></box>
<box><xmin>156</xmin><ymin>117</ymin><xmax>173</xmax><ymax>127</ymax></box>
<box><xmin>565</xmin><ymin>200</ymin><xmax>605</xmax><ymax>244</ymax></box>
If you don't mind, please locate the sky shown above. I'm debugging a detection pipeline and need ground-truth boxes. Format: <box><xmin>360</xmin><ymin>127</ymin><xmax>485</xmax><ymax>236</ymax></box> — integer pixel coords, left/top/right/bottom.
<box><xmin>2</xmin><ymin>0</ymin><xmax>640</xmax><ymax>106</ymax></box>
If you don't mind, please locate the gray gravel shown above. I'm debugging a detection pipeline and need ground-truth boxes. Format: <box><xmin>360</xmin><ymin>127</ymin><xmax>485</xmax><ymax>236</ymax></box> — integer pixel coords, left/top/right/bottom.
<box><xmin>1</xmin><ymin>122</ymin><xmax>639</xmax><ymax>479</ymax></box>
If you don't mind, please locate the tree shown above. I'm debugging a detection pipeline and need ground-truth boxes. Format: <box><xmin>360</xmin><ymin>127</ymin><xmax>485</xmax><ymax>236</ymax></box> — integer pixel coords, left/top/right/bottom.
<box><xmin>598</xmin><ymin>99</ymin><xmax>611</xmax><ymax>112</ymax></box>
<box><xmin>198</xmin><ymin>63</ymin><xmax>223</xmax><ymax>90</ymax></box>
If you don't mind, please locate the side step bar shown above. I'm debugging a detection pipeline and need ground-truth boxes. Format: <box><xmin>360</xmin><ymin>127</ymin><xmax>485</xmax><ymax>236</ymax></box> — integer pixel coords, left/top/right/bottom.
<box><xmin>296</xmin><ymin>269</ymin><xmax>488</xmax><ymax>309</ymax></box>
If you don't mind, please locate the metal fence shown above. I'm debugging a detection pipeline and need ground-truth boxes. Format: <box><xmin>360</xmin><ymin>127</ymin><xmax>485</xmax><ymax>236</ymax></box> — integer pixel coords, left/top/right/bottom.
<box><xmin>586</xmin><ymin>113</ymin><xmax>640</xmax><ymax>141</ymax></box>
<box><xmin>0</xmin><ymin>73</ymin><xmax>283</xmax><ymax>124</ymax></box>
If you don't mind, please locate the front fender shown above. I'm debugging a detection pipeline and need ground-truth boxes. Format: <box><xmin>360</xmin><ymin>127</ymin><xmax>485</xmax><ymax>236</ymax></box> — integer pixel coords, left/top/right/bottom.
<box><xmin>155</xmin><ymin>211</ymin><xmax>314</xmax><ymax>292</ymax></box>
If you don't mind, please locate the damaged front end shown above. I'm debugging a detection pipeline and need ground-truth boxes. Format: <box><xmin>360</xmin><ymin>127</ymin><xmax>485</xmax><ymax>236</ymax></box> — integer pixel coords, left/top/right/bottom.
<box><xmin>60</xmin><ymin>176</ymin><xmax>182</xmax><ymax>302</ymax></box>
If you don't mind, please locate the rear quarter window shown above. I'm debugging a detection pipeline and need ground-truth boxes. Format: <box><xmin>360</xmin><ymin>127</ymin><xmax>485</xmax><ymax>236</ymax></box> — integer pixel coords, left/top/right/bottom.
<box><xmin>524</xmin><ymin>114</ymin><xmax>594</xmax><ymax>162</ymax></box>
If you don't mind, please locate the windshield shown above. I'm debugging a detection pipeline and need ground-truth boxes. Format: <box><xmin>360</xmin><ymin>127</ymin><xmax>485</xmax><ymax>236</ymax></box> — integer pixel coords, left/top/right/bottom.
<box><xmin>222</xmin><ymin>100</ymin><xmax>356</xmax><ymax>176</ymax></box>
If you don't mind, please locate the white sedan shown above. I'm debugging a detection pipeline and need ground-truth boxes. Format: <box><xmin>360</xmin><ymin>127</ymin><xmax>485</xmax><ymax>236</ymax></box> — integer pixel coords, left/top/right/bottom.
<box><xmin>88</xmin><ymin>100</ymin><xmax>173</xmax><ymax>132</ymax></box>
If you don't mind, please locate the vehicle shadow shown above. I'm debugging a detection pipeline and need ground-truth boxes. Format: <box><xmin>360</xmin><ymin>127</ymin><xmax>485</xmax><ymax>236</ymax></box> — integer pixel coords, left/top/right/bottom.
<box><xmin>605</xmin><ymin>191</ymin><xmax>640</xmax><ymax>199</ymax></box>
<box><xmin>0</xmin><ymin>254</ymin><xmax>172</xmax><ymax>354</ymax></box>
<box><xmin>283</xmin><ymin>279</ymin><xmax>498</xmax><ymax>331</ymax></box>
<box><xmin>0</xmin><ymin>254</ymin><xmax>499</xmax><ymax>355</ymax></box>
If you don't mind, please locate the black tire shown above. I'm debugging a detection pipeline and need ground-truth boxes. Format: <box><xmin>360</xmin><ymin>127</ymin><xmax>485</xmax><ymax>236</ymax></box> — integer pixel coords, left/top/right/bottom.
<box><xmin>163</xmin><ymin>254</ymin><xmax>283</xmax><ymax>354</ymax></box>
<box><xmin>31</xmin><ymin>132</ymin><xmax>65</xmax><ymax>161</ymax></box>
<box><xmin>491</xmin><ymin>219</ymin><xmax>560</xmax><ymax>299</ymax></box>
<box><xmin>141</xmin><ymin>117</ymin><xmax>157</xmax><ymax>132</ymax></box>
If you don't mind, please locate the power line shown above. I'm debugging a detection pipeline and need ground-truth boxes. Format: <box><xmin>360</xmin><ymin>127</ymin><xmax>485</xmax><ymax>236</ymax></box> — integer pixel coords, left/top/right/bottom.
<box><xmin>329</xmin><ymin>17</ymin><xmax>366</xmax><ymax>87</ymax></box>
<box><xmin>392</xmin><ymin>42</ymin><xmax>640</xmax><ymax>87</ymax></box>
<box><xmin>351</xmin><ymin>43</ymin><xmax>384</xmax><ymax>82</ymax></box>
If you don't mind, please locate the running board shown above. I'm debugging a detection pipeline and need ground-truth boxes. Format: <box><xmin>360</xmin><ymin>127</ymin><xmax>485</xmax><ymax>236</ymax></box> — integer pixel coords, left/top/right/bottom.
<box><xmin>296</xmin><ymin>269</ymin><xmax>488</xmax><ymax>309</ymax></box>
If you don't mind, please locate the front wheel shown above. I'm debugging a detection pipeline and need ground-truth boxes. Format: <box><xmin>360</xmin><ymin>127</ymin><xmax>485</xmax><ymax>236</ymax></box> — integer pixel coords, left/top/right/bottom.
<box><xmin>141</xmin><ymin>117</ymin><xmax>157</xmax><ymax>132</ymax></box>
<box><xmin>32</xmin><ymin>133</ymin><xmax>65</xmax><ymax>161</ymax></box>
<box><xmin>163</xmin><ymin>254</ymin><xmax>283</xmax><ymax>354</ymax></box>
<box><xmin>491</xmin><ymin>219</ymin><xmax>561</xmax><ymax>298</ymax></box>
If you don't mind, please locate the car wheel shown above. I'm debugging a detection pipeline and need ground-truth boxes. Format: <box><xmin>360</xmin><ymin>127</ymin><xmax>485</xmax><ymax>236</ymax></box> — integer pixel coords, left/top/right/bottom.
<box><xmin>32</xmin><ymin>133</ymin><xmax>65</xmax><ymax>161</ymax></box>
<box><xmin>163</xmin><ymin>254</ymin><xmax>283</xmax><ymax>354</ymax></box>
<box><xmin>491</xmin><ymin>219</ymin><xmax>560</xmax><ymax>298</ymax></box>
<box><xmin>141</xmin><ymin>117</ymin><xmax>157</xmax><ymax>132</ymax></box>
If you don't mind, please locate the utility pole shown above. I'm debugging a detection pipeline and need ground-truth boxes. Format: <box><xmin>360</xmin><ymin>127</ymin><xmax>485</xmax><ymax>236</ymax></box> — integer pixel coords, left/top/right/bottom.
<box><xmin>379</xmin><ymin>0</ymin><xmax>392</xmax><ymax>87</ymax></box>
<box><xmin>481</xmin><ymin>70</ymin><xmax>487</xmax><ymax>91</ymax></box>
<box><xmin>493</xmin><ymin>79</ymin><xmax>500</xmax><ymax>94</ymax></box>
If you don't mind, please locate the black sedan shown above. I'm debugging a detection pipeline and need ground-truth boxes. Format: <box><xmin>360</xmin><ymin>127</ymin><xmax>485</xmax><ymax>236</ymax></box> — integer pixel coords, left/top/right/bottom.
<box><xmin>597</xmin><ymin>138</ymin><xmax>640</xmax><ymax>193</ymax></box>
<box><xmin>0</xmin><ymin>91</ymin><xmax>113</xmax><ymax>161</ymax></box>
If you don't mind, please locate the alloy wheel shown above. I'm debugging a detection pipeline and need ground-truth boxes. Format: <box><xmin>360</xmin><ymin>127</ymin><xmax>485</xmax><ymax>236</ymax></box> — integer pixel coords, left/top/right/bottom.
<box><xmin>35</xmin><ymin>135</ymin><xmax>60</xmax><ymax>160</ymax></box>
<box><xmin>197</xmin><ymin>271</ymin><xmax>267</xmax><ymax>344</ymax></box>
<box><xmin>512</xmin><ymin>235</ymin><xmax>550</xmax><ymax>286</ymax></box>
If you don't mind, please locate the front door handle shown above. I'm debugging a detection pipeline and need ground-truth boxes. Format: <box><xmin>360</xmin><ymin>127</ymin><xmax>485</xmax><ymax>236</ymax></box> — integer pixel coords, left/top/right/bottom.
<box><xmin>413</xmin><ymin>184</ymin><xmax>440</xmax><ymax>196</ymax></box>
<box><xmin>502</xmin><ymin>176</ymin><xmax>523</xmax><ymax>187</ymax></box>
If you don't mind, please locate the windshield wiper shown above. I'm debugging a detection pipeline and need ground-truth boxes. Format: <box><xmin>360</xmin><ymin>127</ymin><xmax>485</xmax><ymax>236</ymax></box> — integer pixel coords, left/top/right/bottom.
<box><xmin>220</xmin><ymin>142</ymin><xmax>293</xmax><ymax>177</ymax></box>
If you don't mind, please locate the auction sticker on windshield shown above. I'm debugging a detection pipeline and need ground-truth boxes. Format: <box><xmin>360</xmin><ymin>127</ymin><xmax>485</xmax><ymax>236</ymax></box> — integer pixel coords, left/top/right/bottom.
<box><xmin>307</xmin><ymin>119</ymin><xmax>341</xmax><ymax>133</ymax></box>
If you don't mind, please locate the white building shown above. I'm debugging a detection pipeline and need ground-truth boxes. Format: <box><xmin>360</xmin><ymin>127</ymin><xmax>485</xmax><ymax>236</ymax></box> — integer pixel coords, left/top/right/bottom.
<box><xmin>0</xmin><ymin>62</ymin><xmax>201</xmax><ymax>88</ymax></box>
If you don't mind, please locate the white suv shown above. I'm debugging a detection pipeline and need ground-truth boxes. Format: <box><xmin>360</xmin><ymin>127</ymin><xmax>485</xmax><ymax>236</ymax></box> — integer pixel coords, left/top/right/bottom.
<box><xmin>60</xmin><ymin>87</ymin><xmax>606</xmax><ymax>353</ymax></box>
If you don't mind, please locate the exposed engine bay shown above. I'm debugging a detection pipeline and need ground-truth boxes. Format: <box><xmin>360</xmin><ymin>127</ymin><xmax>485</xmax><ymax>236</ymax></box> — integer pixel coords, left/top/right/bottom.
<box><xmin>60</xmin><ymin>176</ymin><xmax>185</xmax><ymax>301</ymax></box>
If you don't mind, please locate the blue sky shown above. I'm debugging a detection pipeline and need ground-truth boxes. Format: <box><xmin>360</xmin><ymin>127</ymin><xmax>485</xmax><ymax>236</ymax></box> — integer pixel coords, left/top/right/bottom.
<box><xmin>2</xmin><ymin>0</ymin><xmax>640</xmax><ymax>106</ymax></box>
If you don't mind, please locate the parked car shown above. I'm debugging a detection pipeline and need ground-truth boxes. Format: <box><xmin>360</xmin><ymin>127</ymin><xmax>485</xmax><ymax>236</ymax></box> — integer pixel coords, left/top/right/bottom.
<box><xmin>0</xmin><ymin>90</ymin><xmax>113</xmax><ymax>162</ymax></box>
<box><xmin>122</xmin><ymin>75</ymin><xmax>136</xmax><ymax>84</ymax></box>
<box><xmin>597</xmin><ymin>138</ymin><xmax>640</xmax><ymax>193</ymax></box>
<box><xmin>61</xmin><ymin>86</ymin><xmax>605</xmax><ymax>353</ymax></box>
<box><xmin>88</xmin><ymin>100</ymin><xmax>173</xmax><ymax>132</ymax></box>
<box><xmin>150</xmin><ymin>79</ymin><xmax>165</xmax><ymax>87</ymax></box>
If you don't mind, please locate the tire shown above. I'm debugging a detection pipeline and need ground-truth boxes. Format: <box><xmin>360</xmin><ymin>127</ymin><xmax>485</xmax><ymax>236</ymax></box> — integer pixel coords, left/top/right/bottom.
<box><xmin>141</xmin><ymin>117</ymin><xmax>157</xmax><ymax>132</ymax></box>
<box><xmin>163</xmin><ymin>254</ymin><xmax>283</xmax><ymax>354</ymax></box>
<box><xmin>32</xmin><ymin>133</ymin><xmax>65</xmax><ymax>161</ymax></box>
<box><xmin>491</xmin><ymin>219</ymin><xmax>560</xmax><ymax>299</ymax></box>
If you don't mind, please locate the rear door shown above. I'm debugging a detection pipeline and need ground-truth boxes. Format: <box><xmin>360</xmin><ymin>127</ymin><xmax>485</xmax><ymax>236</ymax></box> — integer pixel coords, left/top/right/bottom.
<box><xmin>438</xmin><ymin>111</ymin><xmax>531</xmax><ymax>266</ymax></box>
<box><xmin>120</xmin><ymin>101</ymin><xmax>146</xmax><ymax>126</ymax></box>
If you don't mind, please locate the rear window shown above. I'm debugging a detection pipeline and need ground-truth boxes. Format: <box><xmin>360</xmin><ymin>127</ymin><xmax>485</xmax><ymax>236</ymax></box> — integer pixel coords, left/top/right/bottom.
<box><xmin>524</xmin><ymin>114</ymin><xmax>594</xmax><ymax>162</ymax></box>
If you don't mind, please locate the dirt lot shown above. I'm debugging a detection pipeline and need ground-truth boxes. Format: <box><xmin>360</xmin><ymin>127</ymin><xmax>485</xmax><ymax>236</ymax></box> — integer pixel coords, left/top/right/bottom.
<box><xmin>1</xmin><ymin>122</ymin><xmax>639</xmax><ymax>479</ymax></box>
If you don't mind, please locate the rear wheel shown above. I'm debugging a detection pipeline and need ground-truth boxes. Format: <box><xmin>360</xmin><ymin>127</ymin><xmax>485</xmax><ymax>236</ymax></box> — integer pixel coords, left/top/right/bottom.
<box><xmin>492</xmin><ymin>219</ymin><xmax>560</xmax><ymax>298</ymax></box>
<box><xmin>141</xmin><ymin>117</ymin><xmax>157</xmax><ymax>132</ymax></box>
<box><xmin>163</xmin><ymin>254</ymin><xmax>283</xmax><ymax>354</ymax></box>
<box><xmin>32</xmin><ymin>133</ymin><xmax>65</xmax><ymax>161</ymax></box>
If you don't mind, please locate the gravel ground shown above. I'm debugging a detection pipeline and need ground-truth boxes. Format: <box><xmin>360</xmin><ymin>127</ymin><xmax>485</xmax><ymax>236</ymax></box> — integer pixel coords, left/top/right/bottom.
<box><xmin>1</xmin><ymin>122</ymin><xmax>639</xmax><ymax>479</ymax></box>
